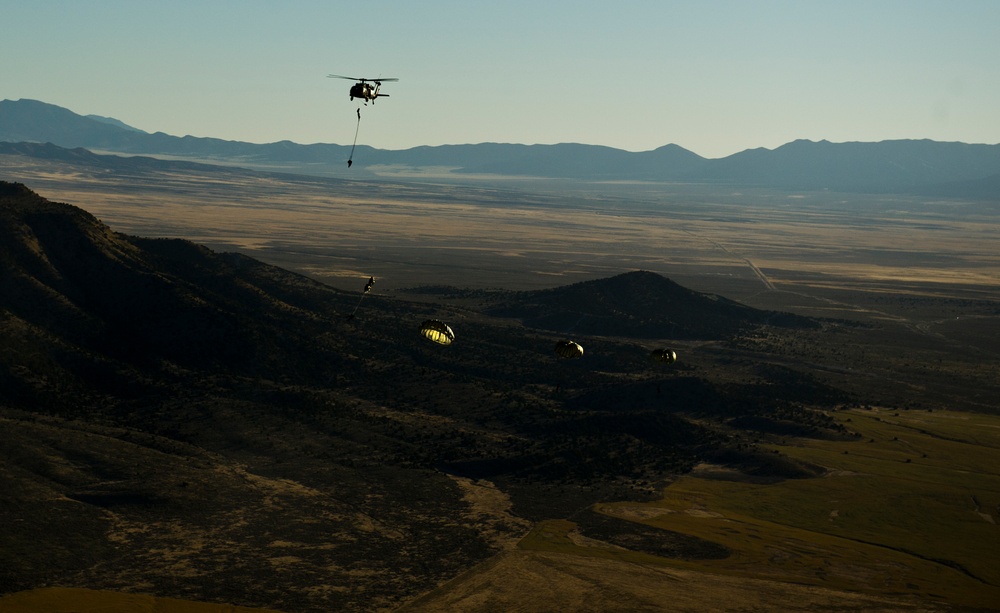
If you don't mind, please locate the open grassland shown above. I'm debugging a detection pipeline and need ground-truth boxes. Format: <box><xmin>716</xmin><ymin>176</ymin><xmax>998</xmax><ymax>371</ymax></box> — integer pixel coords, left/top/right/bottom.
<box><xmin>417</xmin><ymin>407</ymin><xmax>1000</xmax><ymax>611</ymax></box>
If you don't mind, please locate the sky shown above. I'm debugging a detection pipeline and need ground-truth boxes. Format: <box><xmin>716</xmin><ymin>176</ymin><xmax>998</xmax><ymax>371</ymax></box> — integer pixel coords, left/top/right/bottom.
<box><xmin>3</xmin><ymin>0</ymin><xmax>999</xmax><ymax>159</ymax></box>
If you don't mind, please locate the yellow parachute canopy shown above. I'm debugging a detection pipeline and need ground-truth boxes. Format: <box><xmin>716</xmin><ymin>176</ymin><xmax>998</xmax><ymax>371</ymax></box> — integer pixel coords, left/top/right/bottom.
<box><xmin>420</xmin><ymin>319</ymin><xmax>455</xmax><ymax>345</ymax></box>
<box><xmin>554</xmin><ymin>340</ymin><xmax>584</xmax><ymax>359</ymax></box>
<box><xmin>650</xmin><ymin>348</ymin><xmax>677</xmax><ymax>364</ymax></box>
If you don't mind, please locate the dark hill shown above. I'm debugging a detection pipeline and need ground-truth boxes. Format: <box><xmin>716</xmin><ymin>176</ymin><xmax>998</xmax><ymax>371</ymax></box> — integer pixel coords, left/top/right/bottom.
<box><xmin>487</xmin><ymin>270</ymin><xmax>816</xmax><ymax>339</ymax></box>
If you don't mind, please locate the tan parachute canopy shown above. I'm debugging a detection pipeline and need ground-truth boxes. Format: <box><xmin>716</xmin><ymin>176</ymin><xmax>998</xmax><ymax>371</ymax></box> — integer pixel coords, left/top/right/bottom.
<box><xmin>554</xmin><ymin>340</ymin><xmax>584</xmax><ymax>359</ymax></box>
<box><xmin>420</xmin><ymin>319</ymin><xmax>455</xmax><ymax>345</ymax></box>
<box><xmin>650</xmin><ymin>348</ymin><xmax>677</xmax><ymax>364</ymax></box>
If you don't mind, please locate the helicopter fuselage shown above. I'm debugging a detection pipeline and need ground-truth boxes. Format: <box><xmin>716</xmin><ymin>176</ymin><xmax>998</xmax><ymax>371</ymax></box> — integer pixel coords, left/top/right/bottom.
<box><xmin>350</xmin><ymin>82</ymin><xmax>387</xmax><ymax>103</ymax></box>
<box><xmin>331</xmin><ymin>75</ymin><xmax>397</xmax><ymax>103</ymax></box>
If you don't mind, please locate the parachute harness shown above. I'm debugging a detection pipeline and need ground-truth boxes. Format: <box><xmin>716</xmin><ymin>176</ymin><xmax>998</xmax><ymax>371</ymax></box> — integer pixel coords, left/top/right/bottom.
<box><xmin>348</xmin><ymin>108</ymin><xmax>361</xmax><ymax>168</ymax></box>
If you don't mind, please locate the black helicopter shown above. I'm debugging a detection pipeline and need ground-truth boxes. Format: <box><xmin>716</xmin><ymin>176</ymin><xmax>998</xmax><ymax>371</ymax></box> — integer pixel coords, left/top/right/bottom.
<box><xmin>328</xmin><ymin>74</ymin><xmax>398</xmax><ymax>104</ymax></box>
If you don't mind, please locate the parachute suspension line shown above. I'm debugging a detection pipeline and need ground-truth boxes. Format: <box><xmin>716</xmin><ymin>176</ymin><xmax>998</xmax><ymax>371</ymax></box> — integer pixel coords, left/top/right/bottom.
<box><xmin>348</xmin><ymin>107</ymin><xmax>361</xmax><ymax>168</ymax></box>
<box><xmin>349</xmin><ymin>293</ymin><xmax>366</xmax><ymax>317</ymax></box>
<box><xmin>564</xmin><ymin>313</ymin><xmax>588</xmax><ymax>335</ymax></box>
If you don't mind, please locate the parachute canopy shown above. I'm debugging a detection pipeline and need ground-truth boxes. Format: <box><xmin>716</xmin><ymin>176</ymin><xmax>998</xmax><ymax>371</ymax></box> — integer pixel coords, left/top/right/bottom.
<box><xmin>420</xmin><ymin>319</ymin><xmax>455</xmax><ymax>345</ymax></box>
<box><xmin>554</xmin><ymin>340</ymin><xmax>584</xmax><ymax>359</ymax></box>
<box><xmin>650</xmin><ymin>348</ymin><xmax>677</xmax><ymax>364</ymax></box>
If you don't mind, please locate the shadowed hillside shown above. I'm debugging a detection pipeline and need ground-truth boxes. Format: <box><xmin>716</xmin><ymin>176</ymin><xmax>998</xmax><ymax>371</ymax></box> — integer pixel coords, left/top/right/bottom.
<box><xmin>0</xmin><ymin>181</ymin><xmax>351</xmax><ymax>399</ymax></box>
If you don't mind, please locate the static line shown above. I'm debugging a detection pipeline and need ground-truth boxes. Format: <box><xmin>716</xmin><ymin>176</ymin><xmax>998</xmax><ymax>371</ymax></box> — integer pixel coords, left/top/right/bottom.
<box><xmin>348</xmin><ymin>108</ymin><xmax>361</xmax><ymax>167</ymax></box>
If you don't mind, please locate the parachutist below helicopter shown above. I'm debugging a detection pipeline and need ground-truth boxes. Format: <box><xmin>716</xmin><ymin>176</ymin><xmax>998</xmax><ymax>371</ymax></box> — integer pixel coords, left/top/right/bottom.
<box><xmin>328</xmin><ymin>74</ymin><xmax>398</xmax><ymax>104</ymax></box>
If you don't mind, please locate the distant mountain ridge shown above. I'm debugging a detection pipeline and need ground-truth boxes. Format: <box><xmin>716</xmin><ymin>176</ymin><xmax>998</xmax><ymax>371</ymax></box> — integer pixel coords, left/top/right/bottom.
<box><xmin>3</xmin><ymin>98</ymin><xmax>1000</xmax><ymax>194</ymax></box>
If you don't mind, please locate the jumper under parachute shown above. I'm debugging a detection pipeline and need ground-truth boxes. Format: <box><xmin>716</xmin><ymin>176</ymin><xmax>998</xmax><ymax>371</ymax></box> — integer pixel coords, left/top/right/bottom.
<box><xmin>650</xmin><ymin>349</ymin><xmax>678</xmax><ymax>364</ymax></box>
<box><xmin>554</xmin><ymin>340</ymin><xmax>584</xmax><ymax>359</ymax></box>
<box><xmin>420</xmin><ymin>320</ymin><xmax>455</xmax><ymax>345</ymax></box>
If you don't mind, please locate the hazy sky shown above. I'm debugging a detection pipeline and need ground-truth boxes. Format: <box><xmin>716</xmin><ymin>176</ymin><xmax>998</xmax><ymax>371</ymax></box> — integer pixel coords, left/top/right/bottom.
<box><xmin>3</xmin><ymin>0</ymin><xmax>998</xmax><ymax>158</ymax></box>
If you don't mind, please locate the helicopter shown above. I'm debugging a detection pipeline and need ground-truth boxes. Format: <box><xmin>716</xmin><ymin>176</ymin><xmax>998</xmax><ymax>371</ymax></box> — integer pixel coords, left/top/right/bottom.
<box><xmin>328</xmin><ymin>74</ymin><xmax>398</xmax><ymax>104</ymax></box>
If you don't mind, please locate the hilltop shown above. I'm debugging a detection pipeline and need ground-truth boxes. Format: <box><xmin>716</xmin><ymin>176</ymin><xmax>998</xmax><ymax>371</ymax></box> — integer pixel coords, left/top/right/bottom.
<box><xmin>487</xmin><ymin>270</ymin><xmax>817</xmax><ymax>339</ymax></box>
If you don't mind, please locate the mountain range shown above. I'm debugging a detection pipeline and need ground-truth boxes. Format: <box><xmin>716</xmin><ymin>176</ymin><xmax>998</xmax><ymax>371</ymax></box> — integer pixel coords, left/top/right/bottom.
<box><xmin>3</xmin><ymin>98</ymin><xmax>1000</xmax><ymax>195</ymax></box>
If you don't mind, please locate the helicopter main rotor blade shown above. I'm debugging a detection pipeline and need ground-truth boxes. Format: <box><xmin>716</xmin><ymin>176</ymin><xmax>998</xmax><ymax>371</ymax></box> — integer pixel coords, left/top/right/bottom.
<box><xmin>328</xmin><ymin>75</ymin><xmax>399</xmax><ymax>82</ymax></box>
